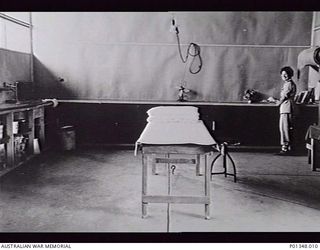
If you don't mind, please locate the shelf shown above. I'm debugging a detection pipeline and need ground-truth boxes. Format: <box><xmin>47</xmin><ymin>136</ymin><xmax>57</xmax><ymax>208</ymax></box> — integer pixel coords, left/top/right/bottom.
<box><xmin>58</xmin><ymin>99</ymin><xmax>319</xmax><ymax>107</ymax></box>
<box><xmin>0</xmin><ymin>154</ymin><xmax>35</xmax><ymax>177</ymax></box>
<box><xmin>0</xmin><ymin>101</ymin><xmax>52</xmax><ymax>115</ymax></box>
<box><xmin>0</xmin><ymin>103</ymin><xmax>50</xmax><ymax>178</ymax></box>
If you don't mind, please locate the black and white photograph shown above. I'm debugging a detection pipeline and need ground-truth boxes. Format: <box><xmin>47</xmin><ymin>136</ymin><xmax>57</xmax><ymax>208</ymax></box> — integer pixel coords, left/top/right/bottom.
<box><xmin>0</xmin><ymin>9</ymin><xmax>320</xmax><ymax>244</ymax></box>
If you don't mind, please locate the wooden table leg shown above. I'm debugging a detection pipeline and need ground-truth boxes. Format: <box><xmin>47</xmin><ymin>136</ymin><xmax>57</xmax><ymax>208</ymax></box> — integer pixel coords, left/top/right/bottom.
<box><xmin>142</xmin><ymin>153</ymin><xmax>148</xmax><ymax>218</ymax></box>
<box><xmin>151</xmin><ymin>153</ymin><xmax>157</xmax><ymax>175</ymax></box>
<box><xmin>204</xmin><ymin>154</ymin><xmax>210</xmax><ymax>219</ymax></box>
<box><xmin>196</xmin><ymin>154</ymin><xmax>201</xmax><ymax>176</ymax></box>
<box><xmin>167</xmin><ymin>153</ymin><xmax>171</xmax><ymax>232</ymax></box>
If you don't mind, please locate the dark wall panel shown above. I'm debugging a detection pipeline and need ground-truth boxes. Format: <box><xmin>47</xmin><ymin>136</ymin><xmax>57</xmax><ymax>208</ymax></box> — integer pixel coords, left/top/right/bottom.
<box><xmin>53</xmin><ymin>103</ymin><xmax>318</xmax><ymax>148</ymax></box>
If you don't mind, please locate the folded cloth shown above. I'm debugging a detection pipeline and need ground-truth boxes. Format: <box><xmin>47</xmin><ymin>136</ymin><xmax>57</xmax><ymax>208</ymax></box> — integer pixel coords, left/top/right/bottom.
<box><xmin>147</xmin><ymin>106</ymin><xmax>199</xmax><ymax>117</ymax></box>
<box><xmin>147</xmin><ymin>115</ymin><xmax>199</xmax><ymax>123</ymax></box>
<box><xmin>297</xmin><ymin>47</ymin><xmax>320</xmax><ymax>79</ymax></box>
<box><xmin>135</xmin><ymin>106</ymin><xmax>217</xmax><ymax>155</ymax></box>
<box><xmin>137</xmin><ymin>120</ymin><xmax>216</xmax><ymax>145</ymax></box>
<box><xmin>146</xmin><ymin>106</ymin><xmax>199</xmax><ymax>123</ymax></box>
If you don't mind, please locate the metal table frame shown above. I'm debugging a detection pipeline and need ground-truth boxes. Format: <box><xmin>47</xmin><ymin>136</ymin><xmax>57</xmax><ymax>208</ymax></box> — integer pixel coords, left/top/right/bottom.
<box><xmin>210</xmin><ymin>143</ymin><xmax>237</xmax><ymax>182</ymax></box>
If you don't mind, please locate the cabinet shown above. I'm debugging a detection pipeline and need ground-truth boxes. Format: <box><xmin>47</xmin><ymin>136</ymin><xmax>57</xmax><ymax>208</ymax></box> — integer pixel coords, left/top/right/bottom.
<box><xmin>307</xmin><ymin>125</ymin><xmax>320</xmax><ymax>171</ymax></box>
<box><xmin>0</xmin><ymin>102</ymin><xmax>52</xmax><ymax>176</ymax></box>
<box><xmin>56</xmin><ymin>101</ymin><xmax>318</xmax><ymax>149</ymax></box>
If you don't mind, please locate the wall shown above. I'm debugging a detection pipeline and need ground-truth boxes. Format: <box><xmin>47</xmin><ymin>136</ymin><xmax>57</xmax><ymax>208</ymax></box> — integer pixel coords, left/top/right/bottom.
<box><xmin>308</xmin><ymin>12</ymin><xmax>320</xmax><ymax>87</ymax></box>
<box><xmin>0</xmin><ymin>48</ymin><xmax>31</xmax><ymax>102</ymax></box>
<box><xmin>309</xmin><ymin>12</ymin><xmax>320</xmax><ymax>125</ymax></box>
<box><xmin>0</xmin><ymin>13</ymin><xmax>32</xmax><ymax>103</ymax></box>
<box><xmin>0</xmin><ymin>12</ymin><xmax>31</xmax><ymax>54</ymax></box>
<box><xmin>0</xmin><ymin>49</ymin><xmax>31</xmax><ymax>82</ymax></box>
<box><xmin>32</xmin><ymin>12</ymin><xmax>312</xmax><ymax>102</ymax></box>
<box><xmin>314</xmin><ymin>12</ymin><xmax>320</xmax><ymax>42</ymax></box>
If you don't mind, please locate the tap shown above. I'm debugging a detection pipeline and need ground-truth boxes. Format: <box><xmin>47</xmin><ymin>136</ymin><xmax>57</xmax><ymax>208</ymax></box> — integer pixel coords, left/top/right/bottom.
<box><xmin>177</xmin><ymin>85</ymin><xmax>190</xmax><ymax>102</ymax></box>
<box><xmin>1</xmin><ymin>82</ymin><xmax>17</xmax><ymax>92</ymax></box>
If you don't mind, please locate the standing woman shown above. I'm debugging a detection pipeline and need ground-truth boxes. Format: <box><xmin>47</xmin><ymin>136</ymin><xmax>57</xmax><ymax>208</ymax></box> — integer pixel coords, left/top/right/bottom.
<box><xmin>277</xmin><ymin>66</ymin><xmax>297</xmax><ymax>155</ymax></box>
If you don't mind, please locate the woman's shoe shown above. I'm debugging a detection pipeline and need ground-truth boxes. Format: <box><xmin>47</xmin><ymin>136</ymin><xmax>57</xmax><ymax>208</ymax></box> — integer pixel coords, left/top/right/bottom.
<box><xmin>276</xmin><ymin>150</ymin><xmax>291</xmax><ymax>156</ymax></box>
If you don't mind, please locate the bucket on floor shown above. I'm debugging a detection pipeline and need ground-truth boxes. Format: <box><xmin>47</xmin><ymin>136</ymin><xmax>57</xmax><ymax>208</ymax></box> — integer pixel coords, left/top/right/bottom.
<box><xmin>12</xmin><ymin>121</ymin><xmax>19</xmax><ymax>135</ymax></box>
<box><xmin>59</xmin><ymin>125</ymin><xmax>76</xmax><ymax>151</ymax></box>
<box><xmin>33</xmin><ymin>138</ymin><xmax>41</xmax><ymax>154</ymax></box>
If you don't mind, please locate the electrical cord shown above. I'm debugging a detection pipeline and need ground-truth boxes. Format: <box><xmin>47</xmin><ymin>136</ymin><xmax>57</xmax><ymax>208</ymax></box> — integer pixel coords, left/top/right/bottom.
<box><xmin>175</xmin><ymin>31</ymin><xmax>202</xmax><ymax>74</ymax></box>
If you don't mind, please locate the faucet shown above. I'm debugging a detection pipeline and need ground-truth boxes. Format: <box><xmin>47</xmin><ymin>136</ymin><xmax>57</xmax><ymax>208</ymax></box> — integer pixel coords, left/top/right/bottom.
<box><xmin>177</xmin><ymin>85</ymin><xmax>190</xmax><ymax>102</ymax></box>
<box><xmin>1</xmin><ymin>82</ymin><xmax>17</xmax><ymax>103</ymax></box>
<box><xmin>1</xmin><ymin>82</ymin><xmax>16</xmax><ymax>92</ymax></box>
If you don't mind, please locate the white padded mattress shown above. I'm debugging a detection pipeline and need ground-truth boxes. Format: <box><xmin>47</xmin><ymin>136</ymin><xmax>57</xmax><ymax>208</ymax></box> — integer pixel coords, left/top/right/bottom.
<box><xmin>135</xmin><ymin>106</ymin><xmax>217</xmax><ymax>154</ymax></box>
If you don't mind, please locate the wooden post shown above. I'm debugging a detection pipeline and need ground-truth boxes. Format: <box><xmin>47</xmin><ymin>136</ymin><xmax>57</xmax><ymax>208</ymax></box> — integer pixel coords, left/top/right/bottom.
<box><xmin>28</xmin><ymin>110</ymin><xmax>35</xmax><ymax>154</ymax></box>
<box><xmin>5</xmin><ymin>112</ymin><xmax>14</xmax><ymax>167</ymax></box>
<box><xmin>196</xmin><ymin>154</ymin><xmax>201</xmax><ymax>176</ymax></box>
<box><xmin>38</xmin><ymin>107</ymin><xmax>45</xmax><ymax>149</ymax></box>
<box><xmin>151</xmin><ymin>153</ymin><xmax>157</xmax><ymax>175</ymax></box>
<box><xmin>166</xmin><ymin>153</ymin><xmax>171</xmax><ymax>232</ymax></box>
<box><xmin>142</xmin><ymin>153</ymin><xmax>148</xmax><ymax>218</ymax></box>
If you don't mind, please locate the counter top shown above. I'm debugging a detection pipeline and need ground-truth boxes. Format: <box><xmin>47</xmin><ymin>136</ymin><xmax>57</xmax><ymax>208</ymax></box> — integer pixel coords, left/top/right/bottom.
<box><xmin>58</xmin><ymin>99</ymin><xmax>318</xmax><ymax>107</ymax></box>
<box><xmin>0</xmin><ymin>100</ymin><xmax>53</xmax><ymax>114</ymax></box>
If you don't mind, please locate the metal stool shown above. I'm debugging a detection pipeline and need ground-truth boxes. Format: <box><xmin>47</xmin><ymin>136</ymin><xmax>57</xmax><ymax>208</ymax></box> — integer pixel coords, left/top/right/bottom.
<box><xmin>210</xmin><ymin>142</ymin><xmax>238</xmax><ymax>182</ymax></box>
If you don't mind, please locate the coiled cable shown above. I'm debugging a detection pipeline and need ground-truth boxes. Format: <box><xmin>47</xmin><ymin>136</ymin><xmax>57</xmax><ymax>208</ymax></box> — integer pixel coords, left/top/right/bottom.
<box><xmin>175</xmin><ymin>31</ymin><xmax>203</xmax><ymax>74</ymax></box>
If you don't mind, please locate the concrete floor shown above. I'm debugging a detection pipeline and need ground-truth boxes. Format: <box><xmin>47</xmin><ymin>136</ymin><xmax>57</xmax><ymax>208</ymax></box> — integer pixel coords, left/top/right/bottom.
<box><xmin>0</xmin><ymin>147</ymin><xmax>320</xmax><ymax>232</ymax></box>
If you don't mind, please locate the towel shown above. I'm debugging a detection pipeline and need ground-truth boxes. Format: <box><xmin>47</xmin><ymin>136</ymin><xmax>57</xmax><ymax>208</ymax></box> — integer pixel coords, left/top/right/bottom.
<box><xmin>297</xmin><ymin>47</ymin><xmax>320</xmax><ymax>79</ymax></box>
<box><xmin>135</xmin><ymin>106</ymin><xmax>217</xmax><ymax>155</ymax></box>
<box><xmin>146</xmin><ymin>106</ymin><xmax>199</xmax><ymax>123</ymax></box>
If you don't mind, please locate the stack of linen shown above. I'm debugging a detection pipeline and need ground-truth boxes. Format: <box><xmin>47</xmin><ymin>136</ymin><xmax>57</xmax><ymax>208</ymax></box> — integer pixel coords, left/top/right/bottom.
<box><xmin>135</xmin><ymin>106</ymin><xmax>216</xmax><ymax>154</ymax></box>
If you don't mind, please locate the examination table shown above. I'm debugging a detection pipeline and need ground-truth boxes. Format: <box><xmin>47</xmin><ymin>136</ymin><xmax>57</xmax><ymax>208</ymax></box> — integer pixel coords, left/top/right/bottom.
<box><xmin>135</xmin><ymin>106</ymin><xmax>216</xmax><ymax>219</ymax></box>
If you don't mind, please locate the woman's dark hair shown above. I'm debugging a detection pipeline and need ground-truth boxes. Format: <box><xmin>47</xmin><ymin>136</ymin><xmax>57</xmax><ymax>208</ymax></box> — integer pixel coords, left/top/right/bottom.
<box><xmin>280</xmin><ymin>66</ymin><xmax>294</xmax><ymax>78</ymax></box>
